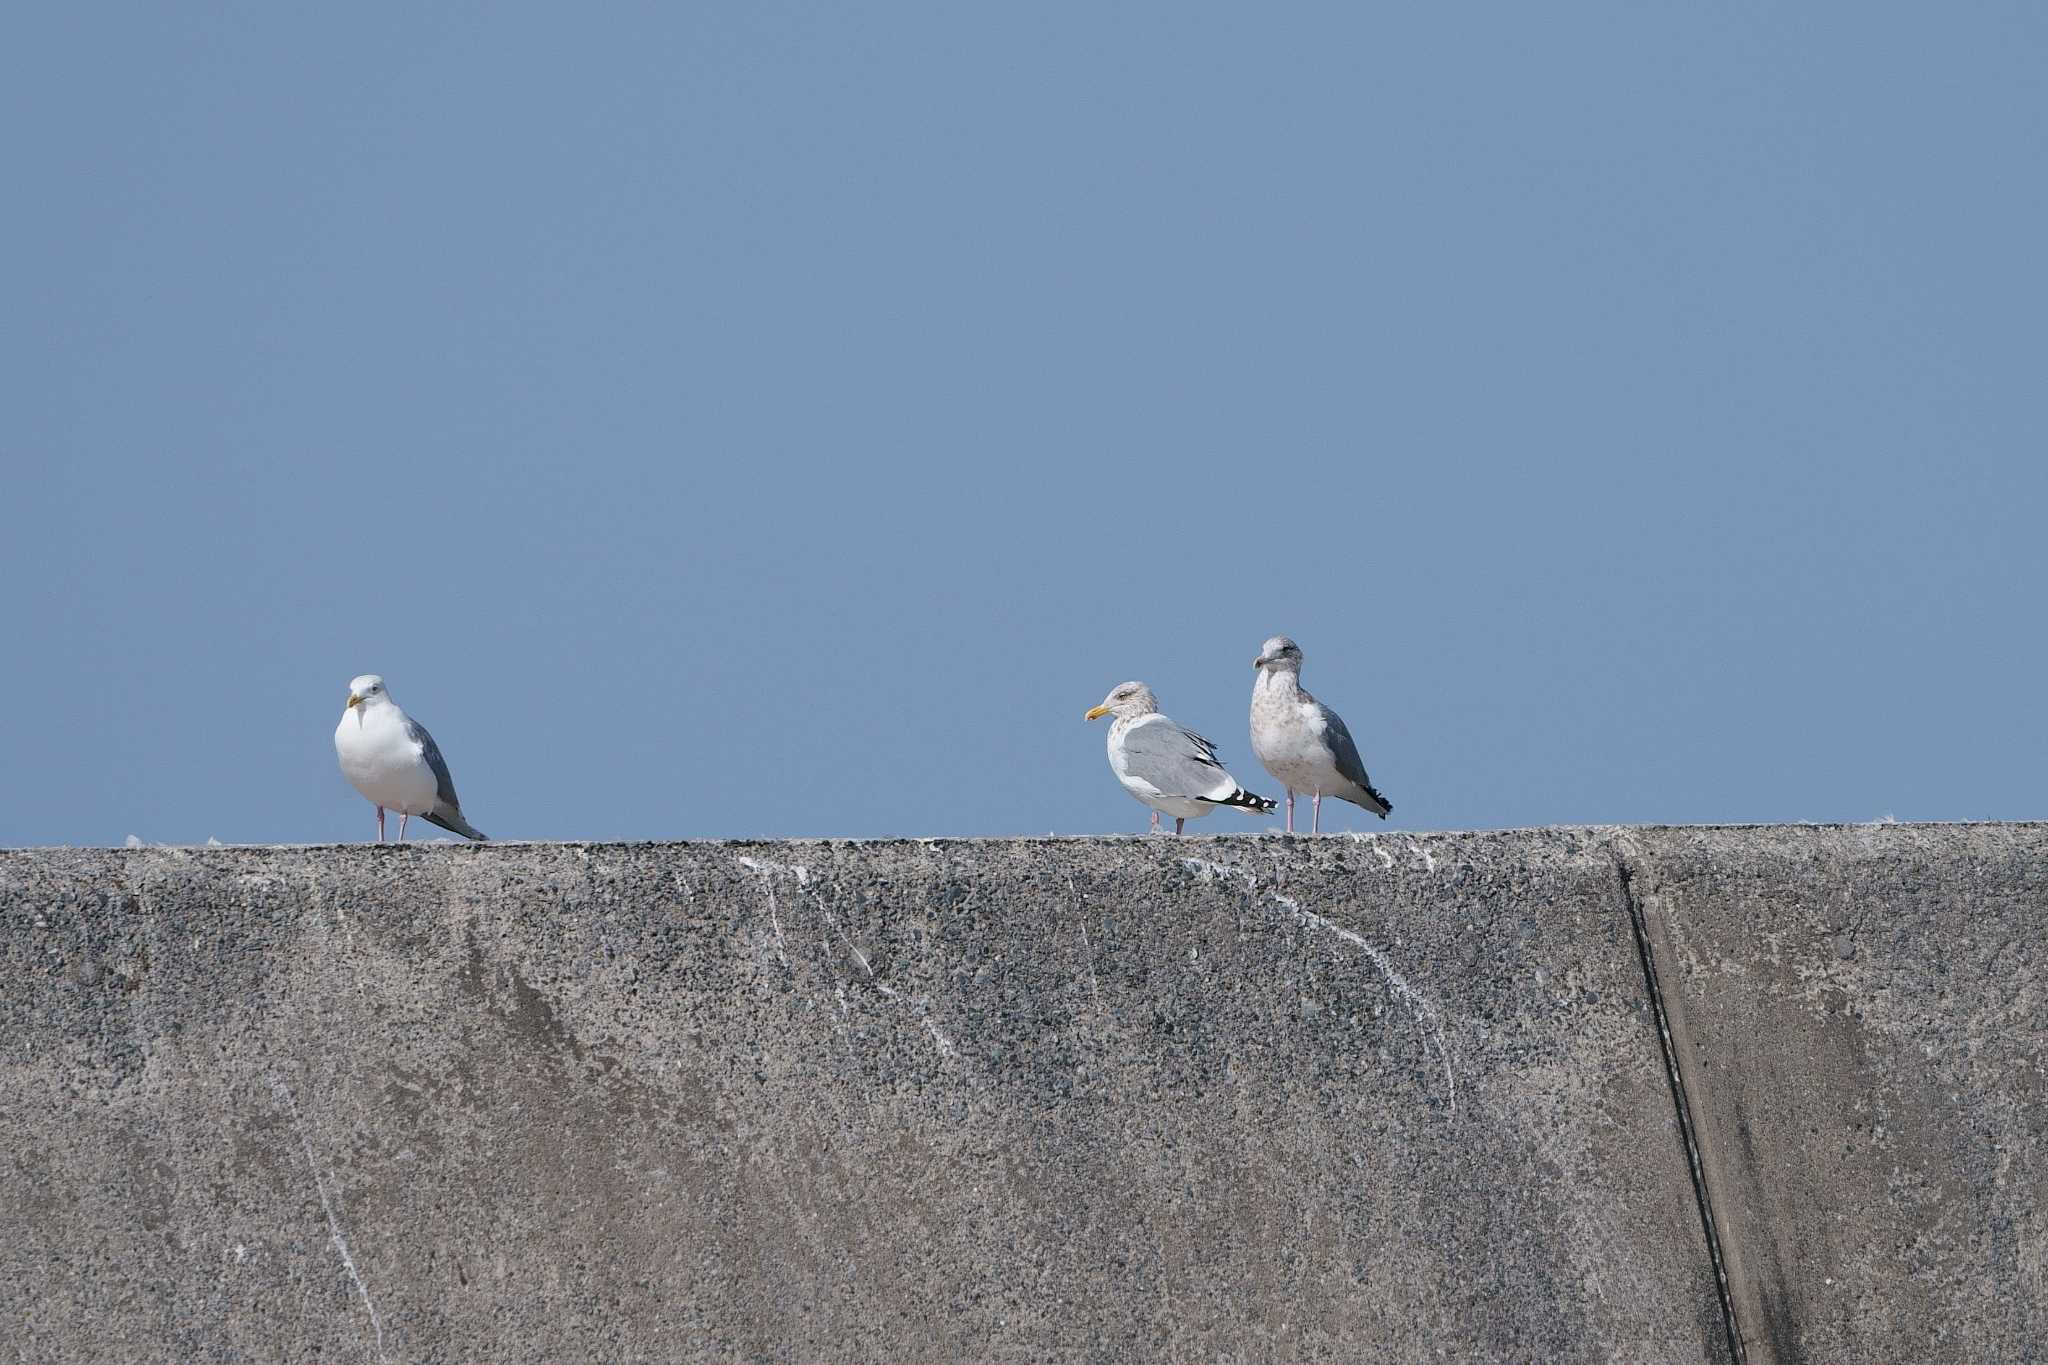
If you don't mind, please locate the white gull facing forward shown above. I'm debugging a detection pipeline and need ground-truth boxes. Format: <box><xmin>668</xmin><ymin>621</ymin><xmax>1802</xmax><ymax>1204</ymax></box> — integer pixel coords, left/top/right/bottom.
<box><xmin>333</xmin><ymin>674</ymin><xmax>488</xmax><ymax>842</ymax></box>
<box><xmin>1085</xmin><ymin>681</ymin><xmax>1276</xmax><ymax>835</ymax></box>
<box><xmin>1250</xmin><ymin>635</ymin><xmax>1391</xmax><ymax>834</ymax></box>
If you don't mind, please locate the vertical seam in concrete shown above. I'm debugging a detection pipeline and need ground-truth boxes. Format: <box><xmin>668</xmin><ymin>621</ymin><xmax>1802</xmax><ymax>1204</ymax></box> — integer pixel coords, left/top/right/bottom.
<box><xmin>1614</xmin><ymin>847</ymin><xmax>1746</xmax><ymax>1365</ymax></box>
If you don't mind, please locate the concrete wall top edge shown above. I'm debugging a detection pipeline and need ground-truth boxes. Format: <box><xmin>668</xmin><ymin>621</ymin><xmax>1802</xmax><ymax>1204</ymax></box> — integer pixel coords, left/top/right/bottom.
<box><xmin>7</xmin><ymin>818</ymin><xmax>2044</xmax><ymax>855</ymax></box>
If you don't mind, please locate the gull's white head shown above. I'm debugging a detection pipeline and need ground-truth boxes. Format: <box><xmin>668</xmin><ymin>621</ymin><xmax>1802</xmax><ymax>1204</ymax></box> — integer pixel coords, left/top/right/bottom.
<box><xmin>1085</xmin><ymin>681</ymin><xmax>1158</xmax><ymax>722</ymax></box>
<box><xmin>1253</xmin><ymin>635</ymin><xmax>1304</xmax><ymax>672</ymax></box>
<box><xmin>344</xmin><ymin>674</ymin><xmax>391</xmax><ymax>712</ymax></box>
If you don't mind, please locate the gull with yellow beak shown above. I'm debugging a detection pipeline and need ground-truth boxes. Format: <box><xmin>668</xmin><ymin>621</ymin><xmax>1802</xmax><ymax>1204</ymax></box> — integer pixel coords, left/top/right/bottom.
<box><xmin>1086</xmin><ymin>681</ymin><xmax>1276</xmax><ymax>834</ymax></box>
<box><xmin>334</xmin><ymin>673</ymin><xmax>488</xmax><ymax>842</ymax></box>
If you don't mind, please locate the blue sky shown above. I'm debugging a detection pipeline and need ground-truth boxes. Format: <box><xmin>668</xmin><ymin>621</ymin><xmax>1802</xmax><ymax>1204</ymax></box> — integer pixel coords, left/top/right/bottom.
<box><xmin>6</xmin><ymin>3</ymin><xmax>2044</xmax><ymax>844</ymax></box>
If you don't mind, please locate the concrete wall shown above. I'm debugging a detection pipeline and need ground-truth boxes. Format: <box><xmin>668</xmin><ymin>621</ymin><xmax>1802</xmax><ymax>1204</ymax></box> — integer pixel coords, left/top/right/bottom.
<box><xmin>1</xmin><ymin>825</ymin><xmax>2041</xmax><ymax>1362</ymax></box>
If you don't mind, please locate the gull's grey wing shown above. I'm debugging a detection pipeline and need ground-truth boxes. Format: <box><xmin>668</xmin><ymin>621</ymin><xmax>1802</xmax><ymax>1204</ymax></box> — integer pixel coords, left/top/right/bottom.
<box><xmin>404</xmin><ymin>715</ymin><xmax>463</xmax><ymax>812</ymax></box>
<box><xmin>1121</xmin><ymin>716</ymin><xmax>1230</xmax><ymax>798</ymax></box>
<box><xmin>407</xmin><ymin>715</ymin><xmax>489</xmax><ymax>839</ymax></box>
<box><xmin>1178</xmin><ymin>727</ymin><xmax>1223</xmax><ymax>764</ymax></box>
<box><xmin>1318</xmin><ymin>702</ymin><xmax>1393</xmax><ymax>814</ymax></box>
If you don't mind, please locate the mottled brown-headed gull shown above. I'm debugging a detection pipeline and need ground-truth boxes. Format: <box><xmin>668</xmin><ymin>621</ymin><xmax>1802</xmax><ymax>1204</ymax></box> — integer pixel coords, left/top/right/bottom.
<box><xmin>1085</xmin><ymin>681</ymin><xmax>1276</xmax><ymax>835</ymax></box>
<box><xmin>333</xmin><ymin>674</ymin><xmax>488</xmax><ymax>842</ymax></box>
<box><xmin>1250</xmin><ymin>636</ymin><xmax>1391</xmax><ymax>833</ymax></box>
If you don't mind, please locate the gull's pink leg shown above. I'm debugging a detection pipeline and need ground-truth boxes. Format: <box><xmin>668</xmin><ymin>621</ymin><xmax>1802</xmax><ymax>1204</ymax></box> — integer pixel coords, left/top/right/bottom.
<box><xmin>1312</xmin><ymin>792</ymin><xmax>1322</xmax><ymax>834</ymax></box>
<box><xmin>1150</xmin><ymin>810</ymin><xmax>1160</xmax><ymax>834</ymax></box>
<box><xmin>1174</xmin><ymin>817</ymin><xmax>1185</xmax><ymax>835</ymax></box>
<box><xmin>398</xmin><ymin>812</ymin><xmax>410</xmax><ymax>842</ymax></box>
<box><xmin>376</xmin><ymin>807</ymin><xmax>386</xmax><ymax>842</ymax></box>
<box><xmin>1286</xmin><ymin>792</ymin><xmax>1296</xmax><ymax>834</ymax></box>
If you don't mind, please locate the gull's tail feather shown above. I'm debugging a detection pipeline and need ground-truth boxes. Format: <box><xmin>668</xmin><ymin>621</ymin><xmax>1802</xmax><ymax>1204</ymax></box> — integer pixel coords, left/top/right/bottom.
<box><xmin>1354</xmin><ymin>784</ymin><xmax>1393</xmax><ymax>820</ymax></box>
<box><xmin>1214</xmin><ymin>788</ymin><xmax>1278</xmax><ymax>816</ymax></box>
<box><xmin>422</xmin><ymin>807</ymin><xmax>489</xmax><ymax>841</ymax></box>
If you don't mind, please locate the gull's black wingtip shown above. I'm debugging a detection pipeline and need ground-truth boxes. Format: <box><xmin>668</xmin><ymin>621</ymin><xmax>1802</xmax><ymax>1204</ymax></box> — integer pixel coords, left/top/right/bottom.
<box><xmin>421</xmin><ymin>809</ymin><xmax>489</xmax><ymax>842</ymax></box>
<box><xmin>1219</xmin><ymin>789</ymin><xmax>1278</xmax><ymax>815</ymax></box>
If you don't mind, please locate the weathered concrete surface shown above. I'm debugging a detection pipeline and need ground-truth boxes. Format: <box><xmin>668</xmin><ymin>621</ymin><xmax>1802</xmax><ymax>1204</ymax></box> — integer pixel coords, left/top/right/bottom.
<box><xmin>0</xmin><ymin>826</ymin><xmax>2039</xmax><ymax>1361</ymax></box>
<box><xmin>1619</xmin><ymin>824</ymin><xmax>2048</xmax><ymax>1363</ymax></box>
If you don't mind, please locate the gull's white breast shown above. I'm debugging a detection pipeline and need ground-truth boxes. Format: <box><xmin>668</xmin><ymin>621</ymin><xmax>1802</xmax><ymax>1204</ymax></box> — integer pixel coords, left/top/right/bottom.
<box><xmin>335</xmin><ymin>706</ymin><xmax>439</xmax><ymax>815</ymax></box>
<box><xmin>1252</xmin><ymin>691</ymin><xmax>1339</xmax><ymax>791</ymax></box>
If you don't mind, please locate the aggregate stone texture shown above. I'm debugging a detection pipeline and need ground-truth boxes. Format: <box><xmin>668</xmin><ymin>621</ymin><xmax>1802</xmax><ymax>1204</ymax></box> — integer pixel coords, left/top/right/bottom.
<box><xmin>1619</xmin><ymin>823</ymin><xmax>2048</xmax><ymax>1364</ymax></box>
<box><xmin>12</xmin><ymin>826</ymin><xmax>2022</xmax><ymax>1360</ymax></box>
